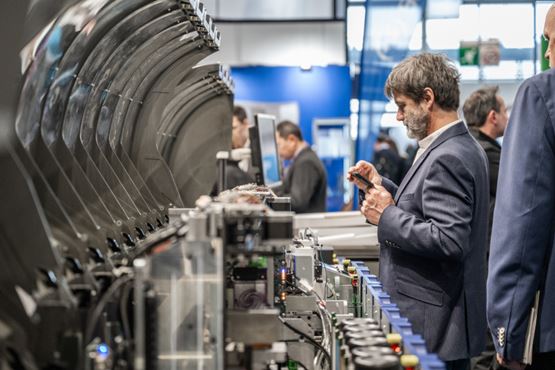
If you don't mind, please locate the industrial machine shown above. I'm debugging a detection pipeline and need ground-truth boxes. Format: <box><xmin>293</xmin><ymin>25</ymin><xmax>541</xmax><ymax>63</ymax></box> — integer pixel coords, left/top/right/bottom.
<box><xmin>0</xmin><ymin>1</ymin><xmax>445</xmax><ymax>370</ymax></box>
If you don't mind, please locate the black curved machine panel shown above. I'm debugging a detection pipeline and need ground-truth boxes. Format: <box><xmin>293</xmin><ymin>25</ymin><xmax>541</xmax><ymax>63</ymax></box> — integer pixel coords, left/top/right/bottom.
<box><xmin>1</xmin><ymin>1</ymin><xmax>233</xmax><ymax>368</ymax></box>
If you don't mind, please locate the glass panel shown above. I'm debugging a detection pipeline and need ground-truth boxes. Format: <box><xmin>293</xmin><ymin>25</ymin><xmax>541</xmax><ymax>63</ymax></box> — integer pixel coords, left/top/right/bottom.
<box><xmin>479</xmin><ymin>4</ymin><xmax>533</xmax><ymax>49</ymax></box>
<box><xmin>145</xmin><ymin>239</ymin><xmax>224</xmax><ymax>370</ymax></box>
<box><xmin>366</xmin><ymin>6</ymin><xmax>421</xmax><ymax>52</ymax></box>
<box><xmin>218</xmin><ymin>0</ymin><xmax>334</xmax><ymax>20</ymax></box>
<box><xmin>412</xmin><ymin>3</ymin><xmax>535</xmax><ymax>80</ymax></box>
<box><xmin>347</xmin><ymin>5</ymin><xmax>366</xmax><ymax>64</ymax></box>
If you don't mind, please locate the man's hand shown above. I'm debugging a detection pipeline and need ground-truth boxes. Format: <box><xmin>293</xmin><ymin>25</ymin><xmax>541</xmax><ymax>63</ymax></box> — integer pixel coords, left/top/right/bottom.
<box><xmin>347</xmin><ymin>161</ymin><xmax>383</xmax><ymax>189</ymax></box>
<box><xmin>496</xmin><ymin>353</ymin><xmax>526</xmax><ymax>370</ymax></box>
<box><xmin>361</xmin><ymin>185</ymin><xmax>394</xmax><ymax>225</ymax></box>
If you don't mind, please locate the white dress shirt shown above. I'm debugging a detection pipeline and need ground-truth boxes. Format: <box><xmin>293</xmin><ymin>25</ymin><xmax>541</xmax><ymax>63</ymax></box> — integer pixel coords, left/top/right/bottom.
<box><xmin>413</xmin><ymin>119</ymin><xmax>461</xmax><ymax>164</ymax></box>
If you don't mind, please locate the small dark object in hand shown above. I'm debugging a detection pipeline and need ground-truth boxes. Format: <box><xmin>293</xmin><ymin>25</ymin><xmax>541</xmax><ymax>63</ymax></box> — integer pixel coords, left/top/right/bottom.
<box><xmin>352</xmin><ymin>172</ymin><xmax>374</xmax><ymax>192</ymax></box>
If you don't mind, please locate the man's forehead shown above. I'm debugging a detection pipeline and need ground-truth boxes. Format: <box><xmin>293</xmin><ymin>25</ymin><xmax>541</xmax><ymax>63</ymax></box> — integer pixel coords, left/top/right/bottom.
<box><xmin>393</xmin><ymin>93</ymin><xmax>410</xmax><ymax>104</ymax></box>
<box><xmin>545</xmin><ymin>6</ymin><xmax>555</xmax><ymax>35</ymax></box>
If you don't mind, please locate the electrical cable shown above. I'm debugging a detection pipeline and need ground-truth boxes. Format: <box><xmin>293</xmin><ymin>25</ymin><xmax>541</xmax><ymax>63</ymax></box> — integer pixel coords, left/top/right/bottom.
<box><xmin>120</xmin><ymin>280</ymin><xmax>132</xmax><ymax>341</ymax></box>
<box><xmin>314</xmin><ymin>311</ymin><xmax>326</xmax><ymax>368</ymax></box>
<box><xmin>85</xmin><ymin>275</ymin><xmax>133</xmax><ymax>345</ymax></box>
<box><xmin>285</xmin><ymin>281</ymin><xmax>305</xmax><ymax>294</ymax></box>
<box><xmin>281</xmin><ymin>286</ymin><xmax>331</xmax><ymax>369</ymax></box>
<box><xmin>279</xmin><ymin>316</ymin><xmax>332</xmax><ymax>370</ymax></box>
<box><xmin>119</xmin><ymin>279</ymin><xmax>134</xmax><ymax>367</ymax></box>
<box><xmin>290</xmin><ymin>270</ymin><xmax>334</xmax><ymax>368</ymax></box>
<box><xmin>315</xmin><ymin>304</ymin><xmax>333</xmax><ymax>369</ymax></box>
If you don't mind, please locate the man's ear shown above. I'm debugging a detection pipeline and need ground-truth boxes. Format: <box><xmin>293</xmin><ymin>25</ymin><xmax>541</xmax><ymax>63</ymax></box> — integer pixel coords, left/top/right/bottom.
<box><xmin>487</xmin><ymin>109</ymin><xmax>497</xmax><ymax>125</ymax></box>
<box><xmin>422</xmin><ymin>87</ymin><xmax>435</xmax><ymax>111</ymax></box>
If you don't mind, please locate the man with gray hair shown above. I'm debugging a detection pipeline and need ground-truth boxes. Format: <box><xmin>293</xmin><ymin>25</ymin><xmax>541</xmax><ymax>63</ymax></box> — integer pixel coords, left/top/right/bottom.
<box><xmin>348</xmin><ymin>53</ymin><xmax>489</xmax><ymax>370</ymax></box>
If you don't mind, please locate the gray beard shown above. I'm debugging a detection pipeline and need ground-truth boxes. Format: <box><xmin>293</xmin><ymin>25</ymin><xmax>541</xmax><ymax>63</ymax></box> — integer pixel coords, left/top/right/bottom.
<box><xmin>406</xmin><ymin>123</ymin><xmax>428</xmax><ymax>141</ymax></box>
<box><xmin>405</xmin><ymin>112</ymin><xmax>429</xmax><ymax>141</ymax></box>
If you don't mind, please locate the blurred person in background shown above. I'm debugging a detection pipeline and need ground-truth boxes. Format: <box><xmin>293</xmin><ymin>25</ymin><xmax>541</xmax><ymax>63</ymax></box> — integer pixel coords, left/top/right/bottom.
<box><xmin>372</xmin><ymin>133</ymin><xmax>404</xmax><ymax>184</ymax></box>
<box><xmin>275</xmin><ymin>120</ymin><xmax>327</xmax><ymax>213</ymax></box>
<box><xmin>211</xmin><ymin>106</ymin><xmax>254</xmax><ymax>195</ymax></box>
<box><xmin>463</xmin><ymin>86</ymin><xmax>509</xmax><ymax>256</ymax></box>
<box><xmin>232</xmin><ymin>105</ymin><xmax>252</xmax><ymax>172</ymax></box>
<box><xmin>463</xmin><ymin>86</ymin><xmax>509</xmax><ymax>370</ymax></box>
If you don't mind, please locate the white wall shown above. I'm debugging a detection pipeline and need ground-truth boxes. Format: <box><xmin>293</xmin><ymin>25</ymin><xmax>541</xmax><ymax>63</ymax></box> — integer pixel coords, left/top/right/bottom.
<box><xmin>203</xmin><ymin>22</ymin><xmax>346</xmax><ymax>67</ymax></box>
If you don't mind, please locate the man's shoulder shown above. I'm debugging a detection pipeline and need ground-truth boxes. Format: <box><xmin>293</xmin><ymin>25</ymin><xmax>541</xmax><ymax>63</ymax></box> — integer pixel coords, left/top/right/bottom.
<box><xmin>527</xmin><ymin>67</ymin><xmax>555</xmax><ymax>85</ymax></box>
<box><xmin>431</xmin><ymin>130</ymin><xmax>488</xmax><ymax>169</ymax></box>
<box><xmin>519</xmin><ymin>68</ymin><xmax>555</xmax><ymax>99</ymax></box>
<box><xmin>513</xmin><ymin>70</ymin><xmax>555</xmax><ymax>128</ymax></box>
<box><xmin>438</xmin><ymin>128</ymin><xmax>479</xmax><ymax>151</ymax></box>
<box><xmin>469</xmin><ymin>129</ymin><xmax>500</xmax><ymax>153</ymax></box>
<box><xmin>295</xmin><ymin>147</ymin><xmax>326</xmax><ymax>174</ymax></box>
<box><xmin>297</xmin><ymin>147</ymin><xmax>322</xmax><ymax>163</ymax></box>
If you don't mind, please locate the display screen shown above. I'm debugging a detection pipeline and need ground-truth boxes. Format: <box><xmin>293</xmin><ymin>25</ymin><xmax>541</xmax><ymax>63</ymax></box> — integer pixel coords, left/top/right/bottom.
<box><xmin>256</xmin><ymin>115</ymin><xmax>281</xmax><ymax>187</ymax></box>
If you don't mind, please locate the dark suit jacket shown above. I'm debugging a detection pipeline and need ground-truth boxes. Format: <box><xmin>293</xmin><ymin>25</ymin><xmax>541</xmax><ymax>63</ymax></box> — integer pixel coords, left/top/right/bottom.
<box><xmin>488</xmin><ymin>68</ymin><xmax>555</xmax><ymax>360</ymax></box>
<box><xmin>373</xmin><ymin>148</ymin><xmax>404</xmax><ymax>185</ymax></box>
<box><xmin>377</xmin><ymin>121</ymin><xmax>489</xmax><ymax>361</ymax></box>
<box><xmin>469</xmin><ymin>127</ymin><xmax>501</xmax><ymax>252</ymax></box>
<box><xmin>277</xmin><ymin>146</ymin><xmax>327</xmax><ymax>213</ymax></box>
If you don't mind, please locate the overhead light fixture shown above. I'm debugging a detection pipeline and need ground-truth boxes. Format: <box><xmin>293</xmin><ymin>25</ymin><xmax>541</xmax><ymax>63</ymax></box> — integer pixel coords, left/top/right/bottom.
<box><xmin>300</xmin><ymin>63</ymin><xmax>312</xmax><ymax>71</ymax></box>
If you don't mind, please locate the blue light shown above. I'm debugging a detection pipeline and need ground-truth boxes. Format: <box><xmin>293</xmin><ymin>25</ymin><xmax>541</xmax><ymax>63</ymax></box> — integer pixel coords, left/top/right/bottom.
<box><xmin>96</xmin><ymin>343</ymin><xmax>109</xmax><ymax>356</ymax></box>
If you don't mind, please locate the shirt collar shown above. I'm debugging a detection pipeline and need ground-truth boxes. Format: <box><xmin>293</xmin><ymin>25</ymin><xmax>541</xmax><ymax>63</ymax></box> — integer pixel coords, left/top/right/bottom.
<box><xmin>412</xmin><ymin>119</ymin><xmax>461</xmax><ymax>165</ymax></box>
<box><xmin>418</xmin><ymin>119</ymin><xmax>461</xmax><ymax>152</ymax></box>
<box><xmin>293</xmin><ymin>142</ymin><xmax>308</xmax><ymax>160</ymax></box>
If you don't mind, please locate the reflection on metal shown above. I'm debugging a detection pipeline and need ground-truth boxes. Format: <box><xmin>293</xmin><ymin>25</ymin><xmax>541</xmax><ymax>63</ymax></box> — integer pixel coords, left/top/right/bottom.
<box><xmin>1</xmin><ymin>1</ymin><xmax>233</xmax><ymax>368</ymax></box>
<box><xmin>158</xmin><ymin>353</ymin><xmax>213</xmax><ymax>360</ymax></box>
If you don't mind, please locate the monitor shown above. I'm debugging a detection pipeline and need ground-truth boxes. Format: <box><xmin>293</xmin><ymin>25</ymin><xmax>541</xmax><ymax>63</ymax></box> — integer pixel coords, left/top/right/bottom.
<box><xmin>249</xmin><ymin>114</ymin><xmax>282</xmax><ymax>188</ymax></box>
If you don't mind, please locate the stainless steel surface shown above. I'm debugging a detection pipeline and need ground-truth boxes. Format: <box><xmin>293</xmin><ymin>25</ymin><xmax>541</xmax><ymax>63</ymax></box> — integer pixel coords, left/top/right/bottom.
<box><xmin>226</xmin><ymin>310</ymin><xmax>282</xmax><ymax>344</ymax></box>
<box><xmin>295</xmin><ymin>211</ymin><xmax>380</xmax><ymax>259</ymax></box>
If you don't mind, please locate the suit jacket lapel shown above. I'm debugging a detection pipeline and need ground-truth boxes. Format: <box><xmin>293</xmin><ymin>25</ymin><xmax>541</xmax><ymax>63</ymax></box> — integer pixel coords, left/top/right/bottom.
<box><xmin>394</xmin><ymin>121</ymin><xmax>467</xmax><ymax>202</ymax></box>
<box><xmin>394</xmin><ymin>147</ymin><xmax>432</xmax><ymax>202</ymax></box>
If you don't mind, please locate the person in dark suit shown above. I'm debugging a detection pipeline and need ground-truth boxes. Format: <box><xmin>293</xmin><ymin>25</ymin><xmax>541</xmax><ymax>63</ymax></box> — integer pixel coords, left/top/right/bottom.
<box><xmin>348</xmin><ymin>53</ymin><xmax>489</xmax><ymax>370</ymax></box>
<box><xmin>464</xmin><ymin>87</ymin><xmax>509</xmax><ymax>370</ymax></box>
<box><xmin>275</xmin><ymin>120</ymin><xmax>327</xmax><ymax>213</ymax></box>
<box><xmin>487</xmin><ymin>7</ymin><xmax>555</xmax><ymax>370</ymax></box>
<box><xmin>463</xmin><ymin>86</ymin><xmax>509</xmax><ymax>258</ymax></box>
